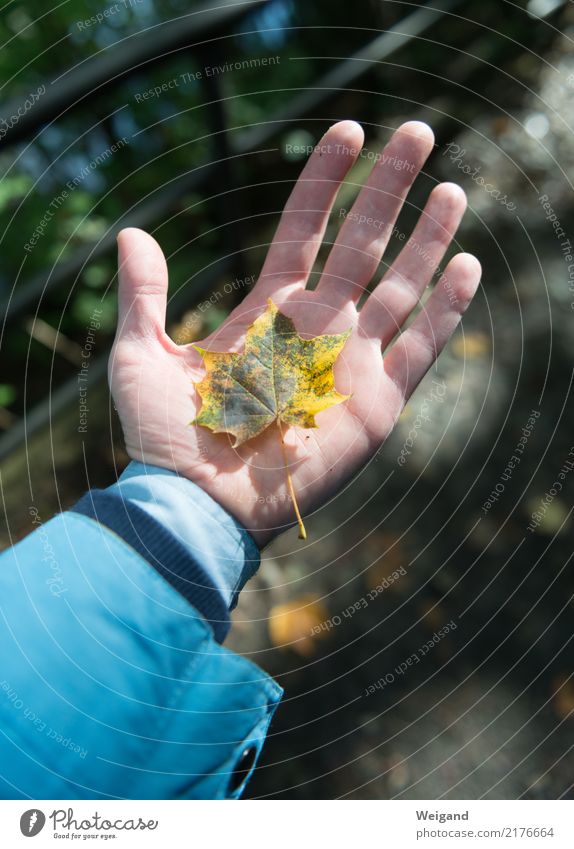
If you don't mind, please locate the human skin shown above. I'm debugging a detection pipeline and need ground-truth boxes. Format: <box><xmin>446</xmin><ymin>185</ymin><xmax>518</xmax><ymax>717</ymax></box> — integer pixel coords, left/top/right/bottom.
<box><xmin>109</xmin><ymin>120</ymin><xmax>481</xmax><ymax>547</ymax></box>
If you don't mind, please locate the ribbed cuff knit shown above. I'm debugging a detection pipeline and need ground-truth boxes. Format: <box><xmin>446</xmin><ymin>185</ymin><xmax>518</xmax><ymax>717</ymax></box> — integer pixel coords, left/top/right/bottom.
<box><xmin>71</xmin><ymin>490</ymin><xmax>231</xmax><ymax>643</ymax></box>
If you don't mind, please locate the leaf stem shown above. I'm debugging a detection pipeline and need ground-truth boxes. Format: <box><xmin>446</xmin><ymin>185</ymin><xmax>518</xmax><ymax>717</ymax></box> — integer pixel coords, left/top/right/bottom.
<box><xmin>277</xmin><ymin>420</ymin><xmax>307</xmax><ymax>540</ymax></box>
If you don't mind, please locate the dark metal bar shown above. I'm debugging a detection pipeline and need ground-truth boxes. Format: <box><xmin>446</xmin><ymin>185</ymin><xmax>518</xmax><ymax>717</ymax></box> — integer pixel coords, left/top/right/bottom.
<box><xmin>0</xmin><ymin>0</ymin><xmax>472</xmax><ymax>462</ymax></box>
<box><xmin>235</xmin><ymin>0</ymin><xmax>466</xmax><ymax>152</ymax></box>
<box><xmin>0</xmin><ymin>0</ymin><xmax>270</xmax><ymax>148</ymax></box>
<box><xmin>0</xmin><ymin>0</ymin><xmax>462</xmax><ymax>325</ymax></box>
<box><xmin>197</xmin><ymin>42</ymin><xmax>248</xmax><ymax>283</ymax></box>
<box><xmin>1</xmin><ymin>159</ymin><xmax>216</xmax><ymax>324</ymax></box>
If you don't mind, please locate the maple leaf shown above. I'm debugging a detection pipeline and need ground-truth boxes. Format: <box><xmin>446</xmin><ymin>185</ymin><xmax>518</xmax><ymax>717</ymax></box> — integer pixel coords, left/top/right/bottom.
<box><xmin>268</xmin><ymin>594</ymin><xmax>330</xmax><ymax>657</ymax></box>
<box><xmin>191</xmin><ymin>299</ymin><xmax>351</xmax><ymax>538</ymax></box>
<box><xmin>192</xmin><ymin>299</ymin><xmax>351</xmax><ymax>445</ymax></box>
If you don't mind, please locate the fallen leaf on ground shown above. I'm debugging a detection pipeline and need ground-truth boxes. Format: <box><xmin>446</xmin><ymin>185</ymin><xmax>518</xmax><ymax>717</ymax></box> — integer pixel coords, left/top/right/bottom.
<box><xmin>451</xmin><ymin>331</ymin><xmax>490</xmax><ymax>359</ymax></box>
<box><xmin>268</xmin><ymin>594</ymin><xmax>330</xmax><ymax>656</ymax></box>
<box><xmin>551</xmin><ymin>674</ymin><xmax>574</xmax><ymax>720</ymax></box>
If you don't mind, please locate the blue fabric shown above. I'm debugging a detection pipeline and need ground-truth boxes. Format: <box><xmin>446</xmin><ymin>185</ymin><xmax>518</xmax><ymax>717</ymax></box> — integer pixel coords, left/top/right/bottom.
<box><xmin>107</xmin><ymin>462</ymin><xmax>261</xmax><ymax>611</ymax></box>
<box><xmin>0</xmin><ymin>474</ymin><xmax>282</xmax><ymax>799</ymax></box>
<box><xmin>71</xmin><ymin>463</ymin><xmax>262</xmax><ymax>643</ymax></box>
<box><xmin>72</xmin><ymin>490</ymin><xmax>232</xmax><ymax>642</ymax></box>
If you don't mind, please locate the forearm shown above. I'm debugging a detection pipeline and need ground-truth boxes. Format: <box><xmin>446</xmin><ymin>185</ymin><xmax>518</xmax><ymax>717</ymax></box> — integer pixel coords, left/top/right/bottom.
<box><xmin>0</xmin><ymin>466</ymin><xmax>281</xmax><ymax>799</ymax></box>
<box><xmin>72</xmin><ymin>461</ymin><xmax>262</xmax><ymax>636</ymax></box>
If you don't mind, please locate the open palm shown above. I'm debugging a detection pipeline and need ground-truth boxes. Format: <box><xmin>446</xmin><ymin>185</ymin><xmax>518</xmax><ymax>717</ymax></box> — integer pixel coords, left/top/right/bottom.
<box><xmin>109</xmin><ymin>120</ymin><xmax>481</xmax><ymax>546</ymax></box>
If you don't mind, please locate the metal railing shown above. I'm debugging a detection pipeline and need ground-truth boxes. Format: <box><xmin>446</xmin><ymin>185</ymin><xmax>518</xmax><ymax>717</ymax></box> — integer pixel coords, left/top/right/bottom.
<box><xmin>0</xmin><ymin>0</ymin><xmax>558</xmax><ymax>460</ymax></box>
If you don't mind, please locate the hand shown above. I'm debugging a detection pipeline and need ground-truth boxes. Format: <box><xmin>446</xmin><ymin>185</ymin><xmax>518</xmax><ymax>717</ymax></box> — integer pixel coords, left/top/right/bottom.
<box><xmin>109</xmin><ymin>120</ymin><xmax>481</xmax><ymax>547</ymax></box>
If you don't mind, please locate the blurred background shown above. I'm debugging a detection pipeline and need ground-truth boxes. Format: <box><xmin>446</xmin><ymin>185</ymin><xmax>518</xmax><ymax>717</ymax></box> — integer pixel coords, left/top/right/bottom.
<box><xmin>0</xmin><ymin>0</ymin><xmax>573</xmax><ymax>799</ymax></box>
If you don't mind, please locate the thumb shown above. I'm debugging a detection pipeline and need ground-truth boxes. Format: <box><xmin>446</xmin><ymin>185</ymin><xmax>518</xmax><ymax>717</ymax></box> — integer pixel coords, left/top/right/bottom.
<box><xmin>115</xmin><ymin>227</ymin><xmax>168</xmax><ymax>341</ymax></box>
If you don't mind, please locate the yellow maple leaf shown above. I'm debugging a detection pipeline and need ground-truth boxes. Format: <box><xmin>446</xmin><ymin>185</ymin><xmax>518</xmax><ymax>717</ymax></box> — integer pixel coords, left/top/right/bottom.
<box><xmin>191</xmin><ymin>300</ymin><xmax>351</xmax><ymax>538</ymax></box>
<box><xmin>192</xmin><ymin>299</ymin><xmax>350</xmax><ymax>445</ymax></box>
<box><xmin>268</xmin><ymin>594</ymin><xmax>329</xmax><ymax>656</ymax></box>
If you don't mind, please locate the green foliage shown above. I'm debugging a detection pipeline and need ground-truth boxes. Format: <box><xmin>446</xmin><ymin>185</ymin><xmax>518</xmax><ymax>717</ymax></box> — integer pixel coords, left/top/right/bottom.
<box><xmin>0</xmin><ymin>0</ymin><xmax>540</xmax><ymax>415</ymax></box>
<box><xmin>0</xmin><ymin>384</ymin><xmax>16</xmax><ymax>407</ymax></box>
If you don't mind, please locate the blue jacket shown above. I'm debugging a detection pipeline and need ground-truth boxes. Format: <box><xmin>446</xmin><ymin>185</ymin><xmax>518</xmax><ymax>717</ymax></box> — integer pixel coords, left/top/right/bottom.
<box><xmin>0</xmin><ymin>462</ymin><xmax>282</xmax><ymax>799</ymax></box>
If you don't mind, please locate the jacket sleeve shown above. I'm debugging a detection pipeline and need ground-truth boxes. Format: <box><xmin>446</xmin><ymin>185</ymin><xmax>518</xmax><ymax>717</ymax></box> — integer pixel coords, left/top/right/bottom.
<box><xmin>0</xmin><ymin>462</ymin><xmax>282</xmax><ymax>800</ymax></box>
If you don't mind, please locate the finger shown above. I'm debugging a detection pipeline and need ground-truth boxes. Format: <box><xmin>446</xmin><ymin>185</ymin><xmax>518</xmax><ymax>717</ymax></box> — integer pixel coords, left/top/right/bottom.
<box><xmin>314</xmin><ymin>121</ymin><xmax>435</xmax><ymax>306</ymax></box>
<box><xmin>383</xmin><ymin>253</ymin><xmax>482</xmax><ymax>403</ymax></box>
<box><xmin>115</xmin><ymin>227</ymin><xmax>168</xmax><ymax>341</ymax></box>
<box><xmin>254</xmin><ymin>120</ymin><xmax>364</xmax><ymax>298</ymax></box>
<box><xmin>359</xmin><ymin>182</ymin><xmax>467</xmax><ymax>343</ymax></box>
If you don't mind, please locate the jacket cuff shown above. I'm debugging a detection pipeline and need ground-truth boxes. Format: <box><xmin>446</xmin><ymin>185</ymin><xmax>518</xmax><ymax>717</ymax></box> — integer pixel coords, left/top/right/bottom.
<box><xmin>70</xmin><ymin>462</ymin><xmax>261</xmax><ymax>643</ymax></box>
